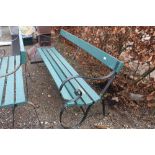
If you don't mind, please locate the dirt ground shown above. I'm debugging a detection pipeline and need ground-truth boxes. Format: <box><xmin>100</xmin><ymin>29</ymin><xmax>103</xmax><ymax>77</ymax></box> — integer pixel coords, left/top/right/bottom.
<box><xmin>1</xmin><ymin>26</ymin><xmax>155</xmax><ymax>129</ymax></box>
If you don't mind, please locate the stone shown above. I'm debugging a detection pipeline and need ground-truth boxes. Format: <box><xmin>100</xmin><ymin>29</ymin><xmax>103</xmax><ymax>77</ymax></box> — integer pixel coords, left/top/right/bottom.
<box><xmin>112</xmin><ymin>97</ymin><xmax>119</xmax><ymax>102</ymax></box>
<box><xmin>53</xmin><ymin>121</ymin><xmax>57</xmax><ymax>124</ymax></box>
<box><xmin>130</xmin><ymin>93</ymin><xmax>144</xmax><ymax>101</ymax></box>
<box><xmin>48</xmin><ymin>94</ymin><xmax>51</xmax><ymax>98</ymax></box>
<box><xmin>45</xmin><ymin>121</ymin><xmax>49</xmax><ymax>125</ymax></box>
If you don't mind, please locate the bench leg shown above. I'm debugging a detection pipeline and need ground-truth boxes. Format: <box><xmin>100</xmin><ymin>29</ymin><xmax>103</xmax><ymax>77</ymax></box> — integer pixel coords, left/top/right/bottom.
<box><xmin>60</xmin><ymin>104</ymin><xmax>93</xmax><ymax>129</ymax></box>
<box><xmin>78</xmin><ymin>105</ymin><xmax>92</xmax><ymax>126</ymax></box>
<box><xmin>12</xmin><ymin>105</ymin><xmax>17</xmax><ymax>128</ymax></box>
<box><xmin>101</xmin><ymin>100</ymin><xmax>109</xmax><ymax>116</ymax></box>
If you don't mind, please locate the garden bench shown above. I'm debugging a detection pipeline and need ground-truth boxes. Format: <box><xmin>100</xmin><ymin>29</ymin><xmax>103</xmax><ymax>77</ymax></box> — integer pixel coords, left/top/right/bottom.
<box><xmin>37</xmin><ymin>29</ymin><xmax>124</xmax><ymax>128</ymax></box>
<box><xmin>0</xmin><ymin>29</ymin><xmax>41</xmax><ymax>128</ymax></box>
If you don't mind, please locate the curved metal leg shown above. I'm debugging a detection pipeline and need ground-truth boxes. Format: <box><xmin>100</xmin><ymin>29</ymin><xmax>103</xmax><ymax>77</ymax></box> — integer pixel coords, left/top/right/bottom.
<box><xmin>80</xmin><ymin>106</ymin><xmax>85</xmax><ymax>113</ymax></box>
<box><xmin>78</xmin><ymin>104</ymin><xmax>92</xmax><ymax>126</ymax></box>
<box><xmin>60</xmin><ymin>104</ymin><xmax>93</xmax><ymax>129</ymax></box>
<box><xmin>28</xmin><ymin>102</ymin><xmax>43</xmax><ymax>129</ymax></box>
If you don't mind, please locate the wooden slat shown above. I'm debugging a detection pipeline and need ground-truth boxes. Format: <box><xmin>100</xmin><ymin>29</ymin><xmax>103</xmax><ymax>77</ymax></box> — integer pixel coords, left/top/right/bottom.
<box><xmin>4</xmin><ymin>56</ymin><xmax>15</xmax><ymax>106</ymax></box>
<box><xmin>60</xmin><ymin>29</ymin><xmax>124</xmax><ymax>73</ymax></box>
<box><xmin>41</xmin><ymin>48</ymin><xmax>84</xmax><ymax>106</ymax></box>
<box><xmin>48</xmin><ymin>48</ymin><xmax>93</xmax><ymax>105</ymax></box>
<box><xmin>38</xmin><ymin>48</ymin><xmax>73</xmax><ymax>104</ymax></box>
<box><xmin>15</xmin><ymin>55</ymin><xmax>26</xmax><ymax>104</ymax></box>
<box><xmin>51</xmin><ymin>47</ymin><xmax>101</xmax><ymax>102</ymax></box>
<box><xmin>0</xmin><ymin>57</ymin><xmax>8</xmax><ymax>106</ymax></box>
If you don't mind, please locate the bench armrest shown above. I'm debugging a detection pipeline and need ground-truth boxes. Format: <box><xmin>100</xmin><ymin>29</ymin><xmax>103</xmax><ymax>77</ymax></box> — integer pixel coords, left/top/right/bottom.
<box><xmin>59</xmin><ymin>71</ymin><xmax>116</xmax><ymax>92</ymax></box>
<box><xmin>64</xmin><ymin>89</ymin><xmax>83</xmax><ymax>106</ymax></box>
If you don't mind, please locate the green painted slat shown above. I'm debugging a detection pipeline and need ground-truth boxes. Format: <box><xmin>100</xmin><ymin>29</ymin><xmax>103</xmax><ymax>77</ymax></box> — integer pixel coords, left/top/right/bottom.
<box><xmin>48</xmin><ymin>48</ymin><xmax>93</xmax><ymax>105</ymax></box>
<box><xmin>15</xmin><ymin>55</ymin><xmax>26</xmax><ymax>105</ymax></box>
<box><xmin>4</xmin><ymin>56</ymin><xmax>15</xmax><ymax>106</ymax></box>
<box><xmin>38</xmin><ymin>48</ymin><xmax>73</xmax><ymax>103</ymax></box>
<box><xmin>19</xmin><ymin>30</ymin><xmax>26</xmax><ymax>64</ymax></box>
<box><xmin>41</xmin><ymin>48</ymin><xmax>84</xmax><ymax>106</ymax></box>
<box><xmin>0</xmin><ymin>57</ymin><xmax>8</xmax><ymax>106</ymax></box>
<box><xmin>60</xmin><ymin>29</ymin><xmax>124</xmax><ymax>73</ymax></box>
<box><xmin>41</xmin><ymin>48</ymin><xmax>83</xmax><ymax>106</ymax></box>
<box><xmin>51</xmin><ymin>47</ymin><xmax>101</xmax><ymax>102</ymax></box>
<box><xmin>20</xmin><ymin>52</ymin><xmax>27</xmax><ymax>64</ymax></box>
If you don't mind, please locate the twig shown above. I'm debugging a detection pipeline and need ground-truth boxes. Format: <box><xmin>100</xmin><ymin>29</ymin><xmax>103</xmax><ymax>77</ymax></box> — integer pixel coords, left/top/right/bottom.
<box><xmin>135</xmin><ymin>66</ymin><xmax>155</xmax><ymax>84</ymax></box>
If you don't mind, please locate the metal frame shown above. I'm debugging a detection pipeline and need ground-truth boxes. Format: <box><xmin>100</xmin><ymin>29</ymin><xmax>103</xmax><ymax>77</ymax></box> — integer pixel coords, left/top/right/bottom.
<box><xmin>60</xmin><ymin>104</ymin><xmax>93</xmax><ymax>129</ymax></box>
<box><xmin>59</xmin><ymin>71</ymin><xmax>116</xmax><ymax>128</ymax></box>
<box><xmin>0</xmin><ymin>59</ymin><xmax>42</xmax><ymax>128</ymax></box>
<box><xmin>59</xmin><ymin>71</ymin><xmax>115</xmax><ymax>92</ymax></box>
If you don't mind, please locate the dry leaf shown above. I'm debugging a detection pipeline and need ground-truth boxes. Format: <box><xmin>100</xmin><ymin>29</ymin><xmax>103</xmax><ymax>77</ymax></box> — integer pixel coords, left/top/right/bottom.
<box><xmin>146</xmin><ymin>91</ymin><xmax>155</xmax><ymax>101</ymax></box>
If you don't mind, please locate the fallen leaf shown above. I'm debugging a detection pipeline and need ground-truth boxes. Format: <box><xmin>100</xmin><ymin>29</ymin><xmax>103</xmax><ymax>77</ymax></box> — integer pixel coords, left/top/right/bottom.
<box><xmin>94</xmin><ymin>123</ymin><xmax>110</xmax><ymax>129</ymax></box>
<box><xmin>146</xmin><ymin>91</ymin><xmax>155</xmax><ymax>101</ymax></box>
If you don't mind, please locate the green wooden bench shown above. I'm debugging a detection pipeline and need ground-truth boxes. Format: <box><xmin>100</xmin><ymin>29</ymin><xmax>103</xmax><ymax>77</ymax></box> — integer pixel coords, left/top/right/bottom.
<box><xmin>0</xmin><ymin>30</ymin><xmax>41</xmax><ymax>128</ymax></box>
<box><xmin>37</xmin><ymin>29</ymin><xmax>124</xmax><ymax>128</ymax></box>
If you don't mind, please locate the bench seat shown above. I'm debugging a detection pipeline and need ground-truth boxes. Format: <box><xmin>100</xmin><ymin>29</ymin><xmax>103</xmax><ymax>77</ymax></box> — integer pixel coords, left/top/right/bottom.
<box><xmin>0</xmin><ymin>55</ymin><xmax>26</xmax><ymax>108</ymax></box>
<box><xmin>38</xmin><ymin>47</ymin><xmax>101</xmax><ymax>106</ymax></box>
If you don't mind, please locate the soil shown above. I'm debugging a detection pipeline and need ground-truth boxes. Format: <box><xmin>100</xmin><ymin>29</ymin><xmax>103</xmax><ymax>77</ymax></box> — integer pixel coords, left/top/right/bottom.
<box><xmin>1</xmin><ymin>26</ymin><xmax>155</xmax><ymax>129</ymax></box>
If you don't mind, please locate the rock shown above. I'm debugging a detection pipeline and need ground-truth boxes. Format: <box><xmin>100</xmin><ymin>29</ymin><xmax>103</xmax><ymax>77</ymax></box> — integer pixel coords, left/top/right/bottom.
<box><xmin>45</xmin><ymin>121</ymin><xmax>49</xmax><ymax>125</ymax></box>
<box><xmin>48</xmin><ymin>94</ymin><xmax>51</xmax><ymax>98</ymax></box>
<box><xmin>129</xmin><ymin>75</ymin><xmax>138</xmax><ymax>80</ymax></box>
<box><xmin>129</xmin><ymin>93</ymin><xmax>144</xmax><ymax>101</ymax></box>
<box><xmin>53</xmin><ymin>121</ymin><xmax>57</xmax><ymax>124</ymax></box>
<box><xmin>129</xmin><ymin>60</ymin><xmax>139</xmax><ymax>70</ymax></box>
<box><xmin>119</xmin><ymin>51</ymin><xmax>133</xmax><ymax>62</ymax></box>
<box><xmin>123</xmin><ymin>124</ymin><xmax>129</xmax><ymax>128</ymax></box>
<box><xmin>150</xmin><ymin>70</ymin><xmax>155</xmax><ymax>79</ymax></box>
<box><xmin>112</xmin><ymin>97</ymin><xmax>119</xmax><ymax>102</ymax></box>
<box><xmin>142</xmin><ymin>34</ymin><xmax>151</xmax><ymax>41</ymax></box>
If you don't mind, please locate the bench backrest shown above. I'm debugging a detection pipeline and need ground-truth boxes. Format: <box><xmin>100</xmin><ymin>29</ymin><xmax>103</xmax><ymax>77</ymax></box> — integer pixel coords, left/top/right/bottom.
<box><xmin>19</xmin><ymin>30</ymin><xmax>26</xmax><ymax>64</ymax></box>
<box><xmin>60</xmin><ymin>29</ymin><xmax>124</xmax><ymax>73</ymax></box>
